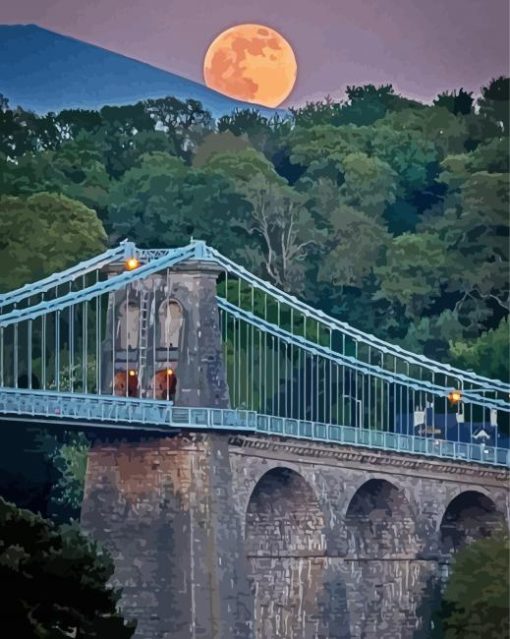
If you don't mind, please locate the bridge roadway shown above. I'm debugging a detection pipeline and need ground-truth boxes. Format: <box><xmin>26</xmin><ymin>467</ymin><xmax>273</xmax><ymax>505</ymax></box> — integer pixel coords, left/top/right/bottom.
<box><xmin>0</xmin><ymin>388</ymin><xmax>508</xmax><ymax>467</ymax></box>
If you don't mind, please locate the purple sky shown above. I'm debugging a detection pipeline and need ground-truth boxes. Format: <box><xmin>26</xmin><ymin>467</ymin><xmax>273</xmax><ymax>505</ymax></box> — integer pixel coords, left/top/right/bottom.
<box><xmin>1</xmin><ymin>0</ymin><xmax>508</xmax><ymax>106</ymax></box>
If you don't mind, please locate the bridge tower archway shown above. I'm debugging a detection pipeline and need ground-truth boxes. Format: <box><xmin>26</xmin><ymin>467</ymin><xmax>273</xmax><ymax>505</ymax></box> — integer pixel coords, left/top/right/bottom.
<box><xmin>245</xmin><ymin>466</ymin><xmax>327</xmax><ymax>639</ymax></box>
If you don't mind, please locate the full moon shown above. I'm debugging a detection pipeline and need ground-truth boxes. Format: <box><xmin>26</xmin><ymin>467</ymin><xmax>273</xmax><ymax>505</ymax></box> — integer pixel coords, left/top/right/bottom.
<box><xmin>203</xmin><ymin>24</ymin><xmax>297</xmax><ymax>108</ymax></box>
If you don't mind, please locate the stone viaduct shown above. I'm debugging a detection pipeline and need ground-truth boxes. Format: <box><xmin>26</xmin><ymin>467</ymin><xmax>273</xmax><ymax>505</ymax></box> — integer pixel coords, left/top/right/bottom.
<box><xmin>82</xmin><ymin>429</ymin><xmax>508</xmax><ymax>639</ymax></box>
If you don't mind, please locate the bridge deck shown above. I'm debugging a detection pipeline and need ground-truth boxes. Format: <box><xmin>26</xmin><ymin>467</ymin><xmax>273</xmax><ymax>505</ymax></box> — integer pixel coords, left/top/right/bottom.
<box><xmin>0</xmin><ymin>389</ymin><xmax>508</xmax><ymax>467</ymax></box>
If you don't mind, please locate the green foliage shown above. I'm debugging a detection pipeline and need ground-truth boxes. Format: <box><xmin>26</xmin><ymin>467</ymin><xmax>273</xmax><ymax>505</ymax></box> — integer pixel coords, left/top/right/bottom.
<box><xmin>338</xmin><ymin>151</ymin><xmax>397</xmax><ymax>217</ymax></box>
<box><xmin>450</xmin><ymin>318</ymin><xmax>510</xmax><ymax>382</ymax></box>
<box><xmin>317</xmin><ymin>203</ymin><xmax>390</xmax><ymax>288</ymax></box>
<box><xmin>36</xmin><ymin>429</ymin><xmax>90</xmax><ymax>521</ymax></box>
<box><xmin>375</xmin><ymin>232</ymin><xmax>449</xmax><ymax>316</ymax></box>
<box><xmin>0</xmin><ymin>192</ymin><xmax>107</xmax><ymax>291</ymax></box>
<box><xmin>107</xmin><ymin>152</ymin><xmax>250</xmax><ymax>253</ymax></box>
<box><xmin>193</xmin><ymin>130</ymin><xmax>250</xmax><ymax>167</ymax></box>
<box><xmin>204</xmin><ymin>147</ymin><xmax>285</xmax><ymax>185</ymax></box>
<box><xmin>440</xmin><ymin>534</ymin><xmax>510</xmax><ymax>639</ymax></box>
<box><xmin>0</xmin><ymin>497</ymin><xmax>136</xmax><ymax>637</ymax></box>
<box><xmin>434</xmin><ymin>88</ymin><xmax>474</xmax><ymax>116</ymax></box>
<box><xmin>478</xmin><ymin>76</ymin><xmax>509</xmax><ymax>134</ymax></box>
<box><xmin>0</xmin><ymin>76</ymin><xmax>507</xmax><ymax>379</ymax></box>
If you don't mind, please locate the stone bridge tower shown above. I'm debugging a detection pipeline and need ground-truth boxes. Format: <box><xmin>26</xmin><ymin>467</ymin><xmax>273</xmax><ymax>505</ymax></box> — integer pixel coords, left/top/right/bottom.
<box><xmin>100</xmin><ymin>259</ymin><xmax>230</xmax><ymax>407</ymax></box>
<box><xmin>81</xmin><ymin>259</ymin><xmax>251</xmax><ymax>639</ymax></box>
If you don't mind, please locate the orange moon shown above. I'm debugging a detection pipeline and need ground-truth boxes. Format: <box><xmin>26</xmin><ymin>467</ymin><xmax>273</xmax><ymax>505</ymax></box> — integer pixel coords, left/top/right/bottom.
<box><xmin>203</xmin><ymin>24</ymin><xmax>297</xmax><ymax>108</ymax></box>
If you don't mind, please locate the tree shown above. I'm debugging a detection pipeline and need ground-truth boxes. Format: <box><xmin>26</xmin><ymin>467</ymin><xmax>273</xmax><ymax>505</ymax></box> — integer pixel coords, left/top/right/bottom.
<box><xmin>383</xmin><ymin>106</ymin><xmax>469</xmax><ymax>158</ymax></box>
<box><xmin>98</xmin><ymin>102</ymin><xmax>157</xmax><ymax>177</ymax></box>
<box><xmin>439</xmin><ymin>534</ymin><xmax>509</xmax><ymax>639</ymax></box>
<box><xmin>375</xmin><ymin>232</ymin><xmax>449</xmax><ymax>317</ymax></box>
<box><xmin>338</xmin><ymin>151</ymin><xmax>397</xmax><ymax>217</ymax></box>
<box><xmin>478</xmin><ymin>76</ymin><xmax>509</xmax><ymax>134</ymax></box>
<box><xmin>193</xmin><ymin>130</ymin><xmax>250</xmax><ymax>167</ymax></box>
<box><xmin>0</xmin><ymin>98</ymin><xmax>37</xmax><ymax>158</ymax></box>
<box><xmin>34</xmin><ymin>428</ymin><xmax>90</xmax><ymax>522</ymax></box>
<box><xmin>317</xmin><ymin>203</ymin><xmax>390</xmax><ymax>289</ymax></box>
<box><xmin>49</xmin><ymin>134</ymin><xmax>111</xmax><ymax>215</ymax></box>
<box><xmin>237</xmin><ymin>175</ymin><xmax>317</xmax><ymax>293</ymax></box>
<box><xmin>434</xmin><ymin>88</ymin><xmax>474</xmax><ymax>115</ymax></box>
<box><xmin>0</xmin><ymin>192</ymin><xmax>107</xmax><ymax>291</ymax></box>
<box><xmin>145</xmin><ymin>96</ymin><xmax>213</xmax><ymax>158</ymax></box>
<box><xmin>426</xmin><ymin>169</ymin><xmax>509</xmax><ymax>321</ymax></box>
<box><xmin>0</xmin><ymin>497</ymin><xmax>135</xmax><ymax>637</ymax></box>
<box><xmin>204</xmin><ymin>148</ymin><xmax>318</xmax><ymax>292</ymax></box>
<box><xmin>204</xmin><ymin>147</ymin><xmax>285</xmax><ymax>185</ymax></box>
<box><xmin>341</xmin><ymin>84</ymin><xmax>421</xmax><ymax>126</ymax></box>
<box><xmin>217</xmin><ymin>108</ymin><xmax>270</xmax><ymax>140</ymax></box>
<box><xmin>107</xmin><ymin>152</ymin><xmax>250</xmax><ymax>254</ymax></box>
<box><xmin>289</xmin><ymin>96</ymin><xmax>345</xmax><ymax>128</ymax></box>
<box><xmin>450</xmin><ymin>318</ymin><xmax>510</xmax><ymax>382</ymax></box>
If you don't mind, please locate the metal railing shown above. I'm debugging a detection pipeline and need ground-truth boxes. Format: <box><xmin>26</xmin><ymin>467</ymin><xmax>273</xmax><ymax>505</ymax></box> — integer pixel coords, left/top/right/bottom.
<box><xmin>0</xmin><ymin>388</ymin><xmax>507</xmax><ymax>467</ymax></box>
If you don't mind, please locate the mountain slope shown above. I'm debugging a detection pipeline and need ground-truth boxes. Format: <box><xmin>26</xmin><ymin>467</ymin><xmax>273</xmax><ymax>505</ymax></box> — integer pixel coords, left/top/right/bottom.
<box><xmin>0</xmin><ymin>24</ymin><xmax>280</xmax><ymax>117</ymax></box>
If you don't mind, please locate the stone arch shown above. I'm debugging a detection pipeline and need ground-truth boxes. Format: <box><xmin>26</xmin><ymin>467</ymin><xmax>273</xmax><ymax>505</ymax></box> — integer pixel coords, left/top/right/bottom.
<box><xmin>245</xmin><ymin>466</ymin><xmax>327</xmax><ymax>639</ymax></box>
<box><xmin>152</xmin><ymin>368</ymin><xmax>177</xmax><ymax>401</ymax></box>
<box><xmin>116</xmin><ymin>300</ymin><xmax>139</xmax><ymax>350</ymax></box>
<box><xmin>343</xmin><ymin>479</ymin><xmax>423</xmax><ymax>638</ymax></box>
<box><xmin>440</xmin><ymin>490</ymin><xmax>506</xmax><ymax>555</ymax></box>
<box><xmin>345</xmin><ymin>478</ymin><xmax>418</xmax><ymax>557</ymax></box>
<box><xmin>158</xmin><ymin>299</ymin><xmax>184</xmax><ymax>349</ymax></box>
<box><xmin>113</xmin><ymin>370</ymin><xmax>139</xmax><ymax>397</ymax></box>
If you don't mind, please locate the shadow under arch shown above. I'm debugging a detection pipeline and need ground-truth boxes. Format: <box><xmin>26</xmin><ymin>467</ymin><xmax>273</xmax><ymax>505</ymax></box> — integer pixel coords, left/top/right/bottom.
<box><xmin>245</xmin><ymin>466</ymin><xmax>328</xmax><ymax>638</ymax></box>
<box><xmin>152</xmin><ymin>368</ymin><xmax>177</xmax><ymax>401</ymax></box>
<box><xmin>344</xmin><ymin>479</ymin><xmax>423</xmax><ymax>638</ymax></box>
<box><xmin>345</xmin><ymin>478</ymin><xmax>419</xmax><ymax>557</ymax></box>
<box><xmin>440</xmin><ymin>490</ymin><xmax>506</xmax><ymax>555</ymax></box>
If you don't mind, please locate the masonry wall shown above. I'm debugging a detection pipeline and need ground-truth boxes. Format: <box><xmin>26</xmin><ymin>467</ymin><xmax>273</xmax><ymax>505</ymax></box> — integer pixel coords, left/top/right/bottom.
<box><xmin>81</xmin><ymin>433</ymin><xmax>252</xmax><ymax>639</ymax></box>
<box><xmin>228</xmin><ymin>436</ymin><xmax>509</xmax><ymax>639</ymax></box>
<box><xmin>81</xmin><ymin>432</ymin><xmax>509</xmax><ymax>639</ymax></box>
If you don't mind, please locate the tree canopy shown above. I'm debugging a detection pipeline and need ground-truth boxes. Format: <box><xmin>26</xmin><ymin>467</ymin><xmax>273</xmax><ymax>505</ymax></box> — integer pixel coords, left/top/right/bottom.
<box><xmin>440</xmin><ymin>534</ymin><xmax>509</xmax><ymax>639</ymax></box>
<box><xmin>0</xmin><ymin>497</ymin><xmax>135</xmax><ymax>637</ymax></box>
<box><xmin>0</xmin><ymin>80</ymin><xmax>507</xmax><ymax>377</ymax></box>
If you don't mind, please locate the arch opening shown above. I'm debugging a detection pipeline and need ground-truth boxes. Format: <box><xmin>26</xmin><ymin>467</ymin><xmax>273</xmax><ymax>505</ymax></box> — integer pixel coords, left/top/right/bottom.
<box><xmin>345</xmin><ymin>479</ymin><xmax>418</xmax><ymax>557</ymax></box>
<box><xmin>245</xmin><ymin>467</ymin><xmax>327</xmax><ymax>638</ymax></box>
<box><xmin>246</xmin><ymin>467</ymin><xmax>325</xmax><ymax>556</ymax></box>
<box><xmin>116</xmin><ymin>301</ymin><xmax>140</xmax><ymax>350</ymax></box>
<box><xmin>113</xmin><ymin>370</ymin><xmax>139</xmax><ymax>397</ymax></box>
<box><xmin>158</xmin><ymin>299</ymin><xmax>183</xmax><ymax>349</ymax></box>
<box><xmin>440</xmin><ymin>491</ymin><xmax>506</xmax><ymax>555</ymax></box>
<box><xmin>152</xmin><ymin>368</ymin><xmax>177</xmax><ymax>401</ymax></box>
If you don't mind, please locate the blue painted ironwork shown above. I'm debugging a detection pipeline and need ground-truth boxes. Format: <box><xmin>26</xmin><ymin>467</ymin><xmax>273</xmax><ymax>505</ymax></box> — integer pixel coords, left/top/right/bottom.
<box><xmin>0</xmin><ymin>242</ymin><xmax>136</xmax><ymax>310</ymax></box>
<box><xmin>208</xmin><ymin>246</ymin><xmax>510</xmax><ymax>394</ymax></box>
<box><xmin>0</xmin><ymin>244</ymin><xmax>199</xmax><ymax>327</ymax></box>
<box><xmin>0</xmin><ymin>240</ymin><xmax>508</xmax><ymax>468</ymax></box>
<box><xmin>216</xmin><ymin>297</ymin><xmax>509</xmax><ymax>412</ymax></box>
<box><xmin>0</xmin><ymin>388</ymin><xmax>507</xmax><ymax>466</ymax></box>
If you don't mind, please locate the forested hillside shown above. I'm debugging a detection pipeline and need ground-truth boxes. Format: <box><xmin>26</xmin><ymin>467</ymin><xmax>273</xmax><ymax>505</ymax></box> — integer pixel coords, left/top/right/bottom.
<box><xmin>1</xmin><ymin>79</ymin><xmax>508</xmax><ymax>385</ymax></box>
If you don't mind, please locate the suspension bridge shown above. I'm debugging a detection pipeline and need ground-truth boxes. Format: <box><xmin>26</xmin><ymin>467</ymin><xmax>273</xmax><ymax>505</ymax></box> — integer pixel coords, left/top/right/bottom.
<box><xmin>0</xmin><ymin>239</ymin><xmax>508</xmax><ymax>467</ymax></box>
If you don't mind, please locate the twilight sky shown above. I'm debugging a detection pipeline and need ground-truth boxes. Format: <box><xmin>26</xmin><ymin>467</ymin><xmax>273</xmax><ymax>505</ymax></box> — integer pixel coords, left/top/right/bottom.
<box><xmin>1</xmin><ymin>0</ymin><xmax>508</xmax><ymax>106</ymax></box>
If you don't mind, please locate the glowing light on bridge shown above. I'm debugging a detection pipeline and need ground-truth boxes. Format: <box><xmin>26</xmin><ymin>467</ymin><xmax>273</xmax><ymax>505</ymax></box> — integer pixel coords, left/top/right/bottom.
<box><xmin>448</xmin><ymin>390</ymin><xmax>462</xmax><ymax>405</ymax></box>
<box><xmin>125</xmin><ymin>257</ymin><xmax>140</xmax><ymax>271</ymax></box>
